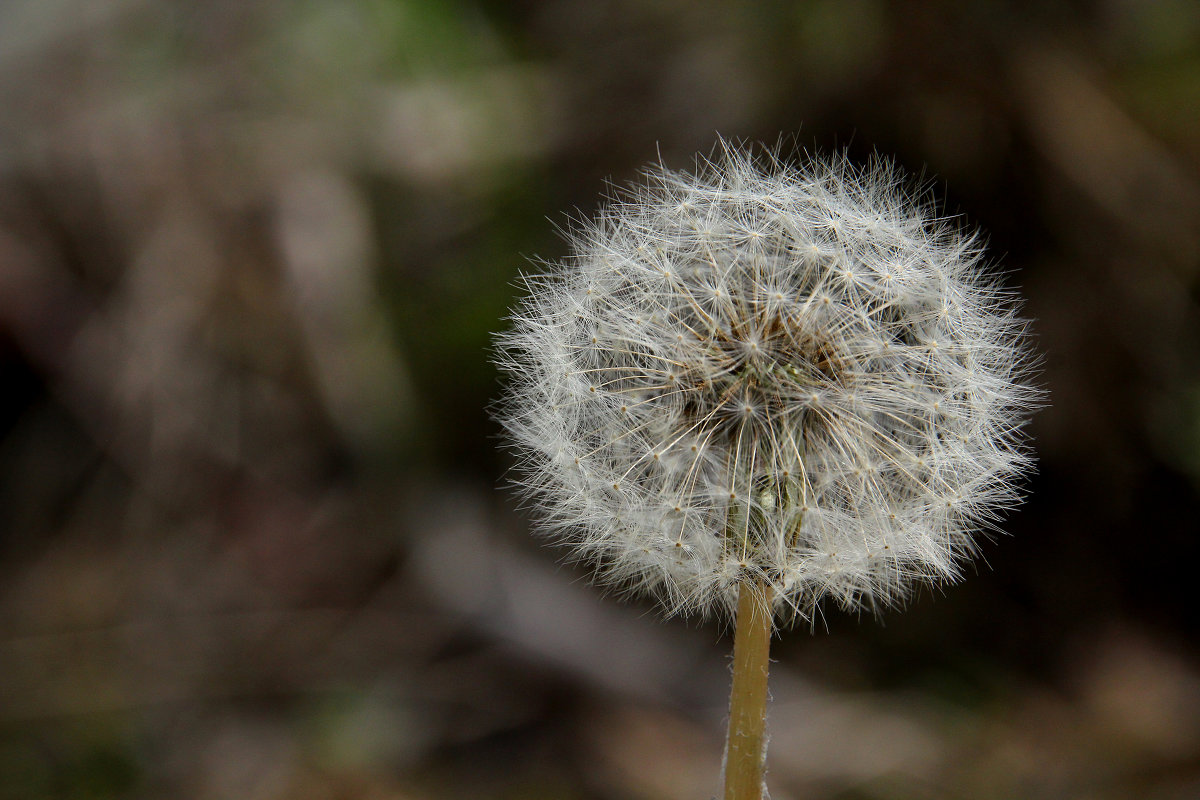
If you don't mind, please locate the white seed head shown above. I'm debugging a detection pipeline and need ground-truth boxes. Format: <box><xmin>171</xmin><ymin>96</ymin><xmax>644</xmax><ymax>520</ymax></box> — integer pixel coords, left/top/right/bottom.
<box><xmin>494</xmin><ymin>141</ymin><xmax>1039</xmax><ymax>624</ymax></box>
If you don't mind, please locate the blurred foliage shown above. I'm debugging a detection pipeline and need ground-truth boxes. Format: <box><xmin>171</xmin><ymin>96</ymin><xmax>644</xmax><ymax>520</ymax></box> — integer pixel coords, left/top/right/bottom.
<box><xmin>1</xmin><ymin>0</ymin><xmax>1200</xmax><ymax>798</ymax></box>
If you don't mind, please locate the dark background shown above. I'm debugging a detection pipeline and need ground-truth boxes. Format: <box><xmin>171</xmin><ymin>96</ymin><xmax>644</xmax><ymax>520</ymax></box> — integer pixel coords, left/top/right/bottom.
<box><xmin>1</xmin><ymin>1</ymin><xmax>1198</xmax><ymax>798</ymax></box>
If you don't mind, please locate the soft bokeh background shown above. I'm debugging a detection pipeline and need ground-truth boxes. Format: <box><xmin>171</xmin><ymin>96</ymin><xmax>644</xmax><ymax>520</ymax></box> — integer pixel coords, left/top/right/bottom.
<box><xmin>2</xmin><ymin>1</ymin><xmax>1199</xmax><ymax>798</ymax></box>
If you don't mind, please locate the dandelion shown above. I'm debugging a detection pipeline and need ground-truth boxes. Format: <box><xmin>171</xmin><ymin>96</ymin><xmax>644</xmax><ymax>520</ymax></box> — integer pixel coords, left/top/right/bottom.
<box><xmin>494</xmin><ymin>139</ymin><xmax>1038</xmax><ymax>798</ymax></box>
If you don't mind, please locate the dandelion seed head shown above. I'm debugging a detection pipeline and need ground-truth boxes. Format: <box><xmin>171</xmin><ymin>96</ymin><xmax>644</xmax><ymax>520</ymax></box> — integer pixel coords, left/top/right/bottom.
<box><xmin>494</xmin><ymin>140</ymin><xmax>1039</xmax><ymax>624</ymax></box>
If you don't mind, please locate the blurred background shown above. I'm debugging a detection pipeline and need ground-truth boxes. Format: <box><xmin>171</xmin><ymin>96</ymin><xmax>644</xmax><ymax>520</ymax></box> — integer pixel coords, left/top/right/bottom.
<box><xmin>1</xmin><ymin>1</ymin><xmax>1199</xmax><ymax>798</ymax></box>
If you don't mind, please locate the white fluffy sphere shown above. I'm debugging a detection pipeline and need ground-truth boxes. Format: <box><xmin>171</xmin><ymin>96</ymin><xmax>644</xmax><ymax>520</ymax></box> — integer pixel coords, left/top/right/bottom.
<box><xmin>495</xmin><ymin>142</ymin><xmax>1038</xmax><ymax>623</ymax></box>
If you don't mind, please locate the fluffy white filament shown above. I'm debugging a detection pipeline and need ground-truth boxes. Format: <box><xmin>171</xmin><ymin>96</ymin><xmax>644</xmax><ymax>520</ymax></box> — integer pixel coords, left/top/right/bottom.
<box><xmin>495</xmin><ymin>142</ymin><xmax>1037</xmax><ymax>624</ymax></box>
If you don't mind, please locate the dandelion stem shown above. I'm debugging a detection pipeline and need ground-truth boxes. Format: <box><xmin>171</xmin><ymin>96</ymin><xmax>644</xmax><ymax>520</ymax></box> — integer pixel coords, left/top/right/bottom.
<box><xmin>723</xmin><ymin>576</ymin><xmax>773</xmax><ymax>800</ymax></box>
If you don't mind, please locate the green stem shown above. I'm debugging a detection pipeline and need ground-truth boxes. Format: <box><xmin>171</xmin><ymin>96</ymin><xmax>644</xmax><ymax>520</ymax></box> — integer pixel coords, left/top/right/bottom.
<box><xmin>722</xmin><ymin>576</ymin><xmax>773</xmax><ymax>800</ymax></box>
